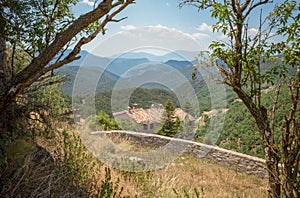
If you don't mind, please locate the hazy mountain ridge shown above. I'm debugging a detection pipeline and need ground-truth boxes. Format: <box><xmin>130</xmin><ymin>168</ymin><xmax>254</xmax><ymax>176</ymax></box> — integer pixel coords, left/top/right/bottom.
<box><xmin>57</xmin><ymin>66</ymin><xmax>119</xmax><ymax>95</ymax></box>
<box><xmin>113</xmin><ymin>50</ymin><xmax>199</xmax><ymax>62</ymax></box>
<box><xmin>56</xmin><ymin>50</ymin><xmax>199</xmax><ymax>95</ymax></box>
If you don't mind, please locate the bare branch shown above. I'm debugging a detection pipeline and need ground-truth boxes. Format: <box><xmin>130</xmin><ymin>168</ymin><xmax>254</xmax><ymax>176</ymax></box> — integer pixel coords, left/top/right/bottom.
<box><xmin>244</xmin><ymin>0</ymin><xmax>270</xmax><ymax>19</ymax></box>
<box><xmin>110</xmin><ymin>16</ymin><xmax>128</xmax><ymax>22</ymax></box>
<box><xmin>224</xmin><ymin>0</ymin><xmax>235</xmax><ymax>38</ymax></box>
<box><xmin>240</xmin><ymin>0</ymin><xmax>252</xmax><ymax>12</ymax></box>
<box><xmin>54</xmin><ymin>42</ymin><xmax>72</xmax><ymax>65</ymax></box>
<box><xmin>231</xmin><ymin>0</ymin><xmax>238</xmax><ymax>14</ymax></box>
<box><xmin>179</xmin><ymin>0</ymin><xmax>215</xmax><ymax>9</ymax></box>
<box><xmin>271</xmin><ymin>79</ymin><xmax>283</xmax><ymax>135</ymax></box>
<box><xmin>28</xmin><ymin>77</ymin><xmax>66</xmax><ymax>93</ymax></box>
<box><xmin>46</xmin><ymin>0</ymin><xmax>134</xmax><ymax>74</ymax></box>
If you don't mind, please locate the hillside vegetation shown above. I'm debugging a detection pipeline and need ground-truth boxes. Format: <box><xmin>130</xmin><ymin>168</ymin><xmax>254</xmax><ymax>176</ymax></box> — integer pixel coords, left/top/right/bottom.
<box><xmin>73</xmin><ymin>87</ymin><xmax>180</xmax><ymax>118</ymax></box>
<box><xmin>0</xmin><ymin>125</ymin><xmax>268</xmax><ymax>197</ymax></box>
<box><xmin>70</xmin><ymin>71</ymin><xmax>296</xmax><ymax>159</ymax></box>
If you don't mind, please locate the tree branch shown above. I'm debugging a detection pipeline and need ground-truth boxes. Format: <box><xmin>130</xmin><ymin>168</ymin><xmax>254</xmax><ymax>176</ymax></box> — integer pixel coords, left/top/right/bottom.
<box><xmin>271</xmin><ymin>79</ymin><xmax>283</xmax><ymax>136</ymax></box>
<box><xmin>240</xmin><ymin>0</ymin><xmax>252</xmax><ymax>12</ymax></box>
<box><xmin>1</xmin><ymin>0</ymin><xmax>134</xmax><ymax>112</ymax></box>
<box><xmin>45</xmin><ymin>1</ymin><xmax>133</xmax><ymax>74</ymax></box>
<box><xmin>244</xmin><ymin>0</ymin><xmax>270</xmax><ymax>19</ymax></box>
<box><xmin>231</xmin><ymin>0</ymin><xmax>238</xmax><ymax>14</ymax></box>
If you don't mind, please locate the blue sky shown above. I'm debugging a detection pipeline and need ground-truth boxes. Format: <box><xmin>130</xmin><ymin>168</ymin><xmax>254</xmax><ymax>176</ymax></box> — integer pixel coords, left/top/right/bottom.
<box><xmin>72</xmin><ymin>0</ymin><xmax>284</xmax><ymax>57</ymax></box>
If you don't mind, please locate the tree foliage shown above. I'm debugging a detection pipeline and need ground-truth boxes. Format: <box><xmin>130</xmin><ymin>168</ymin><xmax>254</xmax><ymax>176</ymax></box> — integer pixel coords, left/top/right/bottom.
<box><xmin>0</xmin><ymin>0</ymin><xmax>134</xmax><ymax>136</ymax></box>
<box><xmin>180</xmin><ymin>0</ymin><xmax>299</xmax><ymax>197</ymax></box>
<box><xmin>157</xmin><ymin>99</ymin><xmax>180</xmax><ymax>137</ymax></box>
<box><xmin>96</xmin><ymin>110</ymin><xmax>120</xmax><ymax>131</ymax></box>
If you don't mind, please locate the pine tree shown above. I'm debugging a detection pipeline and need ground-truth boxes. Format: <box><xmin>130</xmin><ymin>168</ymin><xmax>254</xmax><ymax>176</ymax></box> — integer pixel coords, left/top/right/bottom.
<box><xmin>157</xmin><ymin>99</ymin><xmax>180</xmax><ymax>137</ymax></box>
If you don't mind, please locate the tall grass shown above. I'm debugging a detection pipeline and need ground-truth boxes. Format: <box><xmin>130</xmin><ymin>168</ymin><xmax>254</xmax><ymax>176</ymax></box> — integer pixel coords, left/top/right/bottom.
<box><xmin>2</xmin><ymin>120</ymin><xmax>267</xmax><ymax>197</ymax></box>
<box><xmin>104</xmin><ymin>135</ymin><xmax>268</xmax><ymax>198</ymax></box>
<box><xmin>1</xmin><ymin>121</ymin><xmax>127</xmax><ymax>197</ymax></box>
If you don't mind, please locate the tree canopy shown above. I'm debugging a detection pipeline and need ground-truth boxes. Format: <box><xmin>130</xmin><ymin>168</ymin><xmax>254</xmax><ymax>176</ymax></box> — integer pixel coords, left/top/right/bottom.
<box><xmin>180</xmin><ymin>0</ymin><xmax>299</xmax><ymax>197</ymax></box>
<box><xmin>0</xmin><ymin>0</ymin><xmax>134</xmax><ymax>112</ymax></box>
<box><xmin>0</xmin><ymin>0</ymin><xmax>134</xmax><ymax>135</ymax></box>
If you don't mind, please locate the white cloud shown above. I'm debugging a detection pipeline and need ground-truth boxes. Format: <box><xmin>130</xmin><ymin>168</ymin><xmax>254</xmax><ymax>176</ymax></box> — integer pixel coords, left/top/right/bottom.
<box><xmin>121</xmin><ymin>25</ymin><xmax>137</xmax><ymax>31</ymax></box>
<box><xmin>196</xmin><ymin>23</ymin><xmax>230</xmax><ymax>41</ymax></box>
<box><xmin>144</xmin><ymin>25</ymin><xmax>210</xmax><ymax>40</ymax></box>
<box><xmin>217</xmin><ymin>34</ymin><xmax>228</xmax><ymax>40</ymax></box>
<box><xmin>191</xmin><ymin>33</ymin><xmax>210</xmax><ymax>39</ymax></box>
<box><xmin>197</xmin><ymin>23</ymin><xmax>213</xmax><ymax>32</ymax></box>
<box><xmin>81</xmin><ymin>0</ymin><xmax>94</xmax><ymax>6</ymax></box>
<box><xmin>248</xmin><ymin>28</ymin><xmax>259</xmax><ymax>37</ymax></box>
<box><xmin>143</xmin><ymin>25</ymin><xmax>212</xmax><ymax>43</ymax></box>
<box><xmin>247</xmin><ymin>28</ymin><xmax>276</xmax><ymax>41</ymax></box>
<box><xmin>147</xmin><ymin>24</ymin><xmax>176</xmax><ymax>31</ymax></box>
<box><xmin>91</xmin><ymin>25</ymin><xmax>206</xmax><ymax>57</ymax></box>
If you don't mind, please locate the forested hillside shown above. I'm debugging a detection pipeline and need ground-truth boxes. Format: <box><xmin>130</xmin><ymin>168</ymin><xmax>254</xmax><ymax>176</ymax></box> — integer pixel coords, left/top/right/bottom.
<box><xmin>196</xmin><ymin>78</ymin><xmax>298</xmax><ymax>158</ymax></box>
<box><xmin>1</xmin><ymin>0</ymin><xmax>298</xmax><ymax>197</ymax></box>
<box><xmin>73</xmin><ymin>87</ymin><xmax>179</xmax><ymax>118</ymax></box>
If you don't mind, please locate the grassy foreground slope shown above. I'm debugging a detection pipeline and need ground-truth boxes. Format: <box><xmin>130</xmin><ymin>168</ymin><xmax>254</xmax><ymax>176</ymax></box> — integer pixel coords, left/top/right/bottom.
<box><xmin>1</xmin><ymin>124</ymin><xmax>267</xmax><ymax>197</ymax></box>
<box><xmin>122</xmin><ymin>156</ymin><xmax>267</xmax><ymax>197</ymax></box>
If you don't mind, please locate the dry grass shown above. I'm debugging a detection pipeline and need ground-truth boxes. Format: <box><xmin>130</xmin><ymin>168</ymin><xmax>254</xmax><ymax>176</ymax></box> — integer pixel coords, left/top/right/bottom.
<box><xmin>115</xmin><ymin>156</ymin><xmax>268</xmax><ymax>197</ymax></box>
<box><xmin>2</xmin><ymin>122</ymin><xmax>267</xmax><ymax>197</ymax></box>
<box><xmin>37</xmin><ymin>125</ymin><xmax>268</xmax><ymax>197</ymax></box>
<box><xmin>105</xmin><ymin>136</ymin><xmax>268</xmax><ymax>198</ymax></box>
<box><xmin>35</xmin><ymin>125</ymin><xmax>125</xmax><ymax>197</ymax></box>
<box><xmin>1</xmin><ymin>123</ymin><xmax>125</xmax><ymax>197</ymax></box>
<box><xmin>1</xmin><ymin>137</ymin><xmax>89</xmax><ymax>197</ymax></box>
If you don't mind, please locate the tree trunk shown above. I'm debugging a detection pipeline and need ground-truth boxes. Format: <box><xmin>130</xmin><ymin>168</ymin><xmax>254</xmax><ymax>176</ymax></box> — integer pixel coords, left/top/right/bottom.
<box><xmin>0</xmin><ymin>38</ymin><xmax>8</xmax><ymax>86</ymax></box>
<box><xmin>0</xmin><ymin>0</ymin><xmax>114</xmax><ymax>114</ymax></box>
<box><xmin>233</xmin><ymin>86</ymin><xmax>281</xmax><ymax>198</ymax></box>
<box><xmin>0</xmin><ymin>106</ymin><xmax>19</xmax><ymax>139</ymax></box>
<box><xmin>262</xmin><ymin>131</ymin><xmax>281</xmax><ymax>198</ymax></box>
<box><xmin>281</xmin><ymin>75</ymin><xmax>300</xmax><ymax>198</ymax></box>
<box><xmin>282</xmin><ymin>166</ymin><xmax>297</xmax><ymax>198</ymax></box>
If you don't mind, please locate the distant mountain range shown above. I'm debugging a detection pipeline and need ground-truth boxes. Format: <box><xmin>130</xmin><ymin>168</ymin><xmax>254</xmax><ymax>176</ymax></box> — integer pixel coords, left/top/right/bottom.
<box><xmin>57</xmin><ymin>66</ymin><xmax>119</xmax><ymax>95</ymax></box>
<box><xmin>55</xmin><ymin>50</ymin><xmax>199</xmax><ymax>95</ymax></box>
<box><xmin>112</xmin><ymin>50</ymin><xmax>199</xmax><ymax>62</ymax></box>
<box><xmin>55</xmin><ymin>49</ymin><xmax>198</xmax><ymax>72</ymax></box>
<box><xmin>57</xmin><ymin>50</ymin><xmax>286</xmax><ymax>95</ymax></box>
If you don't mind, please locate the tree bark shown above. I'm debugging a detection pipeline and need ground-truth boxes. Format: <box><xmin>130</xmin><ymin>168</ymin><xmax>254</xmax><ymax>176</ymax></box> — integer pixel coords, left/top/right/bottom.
<box><xmin>0</xmin><ymin>1</ymin><xmax>112</xmax><ymax>112</ymax></box>
<box><xmin>281</xmin><ymin>77</ymin><xmax>300</xmax><ymax>198</ymax></box>
<box><xmin>233</xmin><ymin>86</ymin><xmax>281</xmax><ymax>198</ymax></box>
<box><xmin>0</xmin><ymin>0</ymin><xmax>133</xmax><ymax>113</ymax></box>
<box><xmin>0</xmin><ymin>0</ymin><xmax>134</xmax><ymax>138</ymax></box>
<box><xmin>0</xmin><ymin>37</ymin><xmax>10</xmax><ymax>84</ymax></box>
<box><xmin>262</xmin><ymin>131</ymin><xmax>281</xmax><ymax>198</ymax></box>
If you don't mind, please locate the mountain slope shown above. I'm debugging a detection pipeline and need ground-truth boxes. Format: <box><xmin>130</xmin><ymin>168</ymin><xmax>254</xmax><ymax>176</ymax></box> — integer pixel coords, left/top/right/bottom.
<box><xmin>112</xmin><ymin>50</ymin><xmax>199</xmax><ymax>62</ymax></box>
<box><xmin>56</xmin><ymin>66</ymin><xmax>119</xmax><ymax>95</ymax></box>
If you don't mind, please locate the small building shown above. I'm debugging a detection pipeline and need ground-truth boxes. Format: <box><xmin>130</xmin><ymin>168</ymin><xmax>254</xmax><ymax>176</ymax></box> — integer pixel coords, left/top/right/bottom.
<box><xmin>113</xmin><ymin>103</ymin><xmax>164</xmax><ymax>132</ymax></box>
<box><xmin>113</xmin><ymin>103</ymin><xmax>194</xmax><ymax>133</ymax></box>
